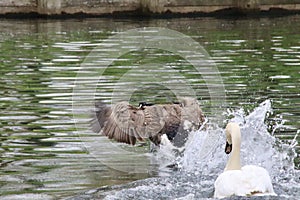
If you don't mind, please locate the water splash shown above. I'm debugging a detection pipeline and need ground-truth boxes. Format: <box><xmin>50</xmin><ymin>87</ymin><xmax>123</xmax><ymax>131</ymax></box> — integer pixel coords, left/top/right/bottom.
<box><xmin>182</xmin><ymin>100</ymin><xmax>297</xmax><ymax>177</ymax></box>
<box><xmin>79</xmin><ymin>100</ymin><xmax>299</xmax><ymax>200</ymax></box>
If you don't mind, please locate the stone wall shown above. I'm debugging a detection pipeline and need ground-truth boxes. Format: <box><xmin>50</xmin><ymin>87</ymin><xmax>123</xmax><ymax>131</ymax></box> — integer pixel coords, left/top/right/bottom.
<box><xmin>0</xmin><ymin>0</ymin><xmax>37</xmax><ymax>14</ymax></box>
<box><xmin>141</xmin><ymin>0</ymin><xmax>300</xmax><ymax>13</ymax></box>
<box><xmin>0</xmin><ymin>0</ymin><xmax>300</xmax><ymax>16</ymax></box>
<box><xmin>37</xmin><ymin>0</ymin><xmax>140</xmax><ymax>15</ymax></box>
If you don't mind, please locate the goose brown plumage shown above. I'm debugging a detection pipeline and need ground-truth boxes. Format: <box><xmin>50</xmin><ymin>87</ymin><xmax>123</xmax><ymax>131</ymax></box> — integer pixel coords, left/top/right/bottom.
<box><xmin>91</xmin><ymin>97</ymin><xmax>205</xmax><ymax>146</ymax></box>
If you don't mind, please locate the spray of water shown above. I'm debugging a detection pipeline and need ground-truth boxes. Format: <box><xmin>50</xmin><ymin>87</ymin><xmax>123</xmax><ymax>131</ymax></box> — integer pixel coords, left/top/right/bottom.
<box><xmin>182</xmin><ymin>100</ymin><xmax>297</xmax><ymax>179</ymax></box>
<box><xmin>100</xmin><ymin>100</ymin><xmax>299</xmax><ymax>199</ymax></box>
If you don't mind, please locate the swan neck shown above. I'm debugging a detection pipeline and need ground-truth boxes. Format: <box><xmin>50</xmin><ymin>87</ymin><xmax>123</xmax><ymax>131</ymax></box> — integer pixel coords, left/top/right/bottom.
<box><xmin>225</xmin><ymin>125</ymin><xmax>241</xmax><ymax>171</ymax></box>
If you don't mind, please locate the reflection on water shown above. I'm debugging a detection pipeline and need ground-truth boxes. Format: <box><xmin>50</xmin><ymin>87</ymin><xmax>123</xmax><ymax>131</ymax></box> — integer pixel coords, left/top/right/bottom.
<box><xmin>0</xmin><ymin>16</ymin><xmax>299</xmax><ymax>199</ymax></box>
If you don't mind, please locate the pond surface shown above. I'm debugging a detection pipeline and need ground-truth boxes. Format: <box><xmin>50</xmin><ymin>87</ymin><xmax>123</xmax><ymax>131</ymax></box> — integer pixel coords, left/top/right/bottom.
<box><xmin>0</xmin><ymin>15</ymin><xmax>299</xmax><ymax>199</ymax></box>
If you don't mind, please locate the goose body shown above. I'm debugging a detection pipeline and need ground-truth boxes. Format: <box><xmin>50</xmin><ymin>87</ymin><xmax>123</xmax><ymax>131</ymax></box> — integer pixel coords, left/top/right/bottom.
<box><xmin>91</xmin><ymin>97</ymin><xmax>205</xmax><ymax>146</ymax></box>
<box><xmin>214</xmin><ymin>122</ymin><xmax>276</xmax><ymax>199</ymax></box>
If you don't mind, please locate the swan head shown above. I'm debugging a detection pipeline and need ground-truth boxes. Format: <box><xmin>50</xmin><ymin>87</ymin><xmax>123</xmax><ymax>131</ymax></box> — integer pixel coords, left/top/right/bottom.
<box><xmin>225</xmin><ymin>141</ymin><xmax>232</xmax><ymax>154</ymax></box>
<box><xmin>224</xmin><ymin>122</ymin><xmax>241</xmax><ymax>154</ymax></box>
<box><xmin>225</xmin><ymin>123</ymin><xmax>233</xmax><ymax>154</ymax></box>
<box><xmin>224</xmin><ymin>122</ymin><xmax>242</xmax><ymax>171</ymax></box>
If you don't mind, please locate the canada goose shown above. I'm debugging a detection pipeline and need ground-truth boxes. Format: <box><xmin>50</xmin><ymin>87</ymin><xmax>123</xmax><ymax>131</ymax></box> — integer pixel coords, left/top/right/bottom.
<box><xmin>91</xmin><ymin>97</ymin><xmax>205</xmax><ymax>146</ymax></box>
<box><xmin>214</xmin><ymin>122</ymin><xmax>276</xmax><ymax>198</ymax></box>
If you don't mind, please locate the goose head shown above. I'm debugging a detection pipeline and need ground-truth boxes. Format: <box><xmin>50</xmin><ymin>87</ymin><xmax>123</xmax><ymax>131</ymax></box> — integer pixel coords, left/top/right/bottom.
<box><xmin>138</xmin><ymin>102</ymin><xmax>154</xmax><ymax>109</ymax></box>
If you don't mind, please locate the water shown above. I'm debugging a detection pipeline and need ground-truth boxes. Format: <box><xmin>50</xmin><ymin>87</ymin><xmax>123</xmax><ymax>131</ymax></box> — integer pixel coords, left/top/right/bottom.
<box><xmin>78</xmin><ymin>100</ymin><xmax>300</xmax><ymax>199</ymax></box>
<box><xmin>0</xmin><ymin>16</ymin><xmax>299</xmax><ymax>199</ymax></box>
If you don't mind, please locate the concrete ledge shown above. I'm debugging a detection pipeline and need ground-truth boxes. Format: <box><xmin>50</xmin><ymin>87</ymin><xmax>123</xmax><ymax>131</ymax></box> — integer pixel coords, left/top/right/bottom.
<box><xmin>0</xmin><ymin>0</ymin><xmax>36</xmax><ymax>14</ymax></box>
<box><xmin>0</xmin><ymin>0</ymin><xmax>36</xmax><ymax>7</ymax></box>
<box><xmin>0</xmin><ymin>0</ymin><xmax>300</xmax><ymax>17</ymax></box>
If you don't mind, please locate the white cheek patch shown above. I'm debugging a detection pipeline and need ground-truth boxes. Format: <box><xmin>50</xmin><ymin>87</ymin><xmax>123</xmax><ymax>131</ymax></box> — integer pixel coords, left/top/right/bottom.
<box><xmin>183</xmin><ymin>120</ymin><xmax>192</xmax><ymax>130</ymax></box>
<box><xmin>160</xmin><ymin>134</ymin><xmax>172</xmax><ymax>146</ymax></box>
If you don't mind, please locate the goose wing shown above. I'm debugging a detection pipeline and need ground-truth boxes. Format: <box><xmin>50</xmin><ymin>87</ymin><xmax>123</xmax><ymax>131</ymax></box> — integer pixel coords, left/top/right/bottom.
<box><xmin>92</xmin><ymin>101</ymin><xmax>165</xmax><ymax>145</ymax></box>
<box><xmin>180</xmin><ymin>97</ymin><xmax>205</xmax><ymax>130</ymax></box>
<box><xmin>91</xmin><ymin>98</ymin><xmax>205</xmax><ymax>146</ymax></box>
<box><xmin>142</xmin><ymin>105</ymin><xmax>168</xmax><ymax>145</ymax></box>
<box><xmin>93</xmin><ymin>101</ymin><xmax>145</xmax><ymax>145</ymax></box>
<box><xmin>91</xmin><ymin>101</ymin><xmax>111</xmax><ymax>133</ymax></box>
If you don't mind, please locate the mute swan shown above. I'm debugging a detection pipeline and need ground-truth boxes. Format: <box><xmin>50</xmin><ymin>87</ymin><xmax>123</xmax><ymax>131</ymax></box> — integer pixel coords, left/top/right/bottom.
<box><xmin>214</xmin><ymin>122</ymin><xmax>276</xmax><ymax>198</ymax></box>
<box><xmin>91</xmin><ymin>97</ymin><xmax>205</xmax><ymax>146</ymax></box>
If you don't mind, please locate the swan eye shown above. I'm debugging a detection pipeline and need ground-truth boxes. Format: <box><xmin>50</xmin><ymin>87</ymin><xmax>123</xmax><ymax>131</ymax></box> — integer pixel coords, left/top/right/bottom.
<box><xmin>225</xmin><ymin>141</ymin><xmax>232</xmax><ymax>154</ymax></box>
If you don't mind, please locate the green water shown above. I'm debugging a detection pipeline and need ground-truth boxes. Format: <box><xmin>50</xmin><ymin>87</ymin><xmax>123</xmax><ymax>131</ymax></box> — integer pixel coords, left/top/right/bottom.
<box><xmin>0</xmin><ymin>16</ymin><xmax>299</xmax><ymax>199</ymax></box>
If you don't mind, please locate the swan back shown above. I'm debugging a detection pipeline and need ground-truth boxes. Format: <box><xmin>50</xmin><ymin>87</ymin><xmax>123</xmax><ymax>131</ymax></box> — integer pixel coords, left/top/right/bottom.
<box><xmin>214</xmin><ymin>165</ymin><xmax>276</xmax><ymax>198</ymax></box>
